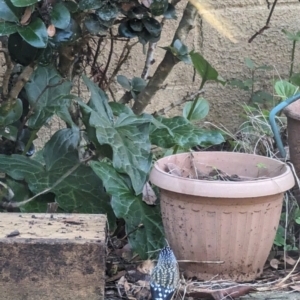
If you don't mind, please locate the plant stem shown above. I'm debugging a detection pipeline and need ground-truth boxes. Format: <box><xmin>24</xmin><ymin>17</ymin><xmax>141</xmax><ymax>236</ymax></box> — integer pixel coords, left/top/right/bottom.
<box><xmin>186</xmin><ymin>79</ymin><xmax>206</xmax><ymax>120</ymax></box>
<box><xmin>173</xmin><ymin>79</ymin><xmax>206</xmax><ymax>154</ymax></box>
<box><xmin>289</xmin><ymin>40</ymin><xmax>296</xmax><ymax>80</ymax></box>
<box><xmin>132</xmin><ymin>2</ymin><xmax>198</xmax><ymax>114</ymax></box>
<box><xmin>22</xmin><ymin>129</ymin><xmax>37</xmax><ymax>156</ymax></box>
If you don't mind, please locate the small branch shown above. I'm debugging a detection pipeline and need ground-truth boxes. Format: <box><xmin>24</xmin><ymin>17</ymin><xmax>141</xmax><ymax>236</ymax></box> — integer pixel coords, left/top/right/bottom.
<box><xmin>153</xmin><ymin>89</ymin><xmax>205</xmax><ymax>116</ymax></box>
<box><xmin>108</xmin><ymin>41</ymin><xmax>139</xmax><ymax>94</ymax></box>
<box><xmin>131</xmin><ymin>0</ymin><xmax>183</xmax><ymax>93</ymax></box>
<box><xmin>132</xmin><ymin>1</ymin><xmax>198</xmax><ymax>114</ymax></box>
<box><xmin>100</xmin><ymin>29</ymin><xmax>114</xmax><ymax>89</ymax></box>
<box><xmin>248</xmin><ymin>0</ymin><xmax>278</xmax><ymax>43</ymax></box>
<box><xmin>91</xmin><ymin>37</ymin><xmax>103</xmax><ymax>72</ymax></box>
<box><xmin>22</xmin><ymin>129</ymin><xmax>38</xmax><ymax>155</ymax></box>
<box><xmin>0</xmin><ymin>42</ymin><xmax>13</xmax><ymax>99</ymax></box>
<box><xmin>141</xmin><ymin>42</ymin><xmax>157</xmax><ymax>80</ymax></box>
<box><xmin>118</xmin><ymin>91</ymin><xmax>132</xmax><ymax>104</ymax></box>
<box><xmin>7</xmin><ymin>63</ymin><xmax>35</xmax><ymax>102</ymax></box>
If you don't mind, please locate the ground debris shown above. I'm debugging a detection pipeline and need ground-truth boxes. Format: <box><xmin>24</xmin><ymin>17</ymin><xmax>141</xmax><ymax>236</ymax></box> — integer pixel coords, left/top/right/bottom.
<box><xmin>6</xmin><ymin>229</ymin><xmax>20</xmax><ymax>237</ymax></box>
<box><xmin>105</xmin><ymin>249</ymin><xmax>300</xmax><ymax>300</ymax></box>
<box><xmin>164</xmin><ymin>153</ymin><xmax>269</xmax><ymax>181</ymax></box>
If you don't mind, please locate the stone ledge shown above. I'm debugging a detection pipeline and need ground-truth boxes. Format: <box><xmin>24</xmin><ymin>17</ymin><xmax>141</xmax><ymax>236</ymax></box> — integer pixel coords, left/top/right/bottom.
<box><xmin>0</xmin><ymin>213</ymin><xmax>106</xmax><ymax>300</ymax></box>
<box><xmin>239</xmin><ymin>291</ymin><xmax>299</xmax><ymax>299</ymax></box>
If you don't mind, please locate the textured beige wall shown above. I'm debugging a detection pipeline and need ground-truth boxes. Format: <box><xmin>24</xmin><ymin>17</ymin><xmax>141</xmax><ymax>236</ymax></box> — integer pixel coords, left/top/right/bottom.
<box><xmin>112</xmin><ymin>0</ymin><xmax>300</xmax><ymax>131</ymax></box>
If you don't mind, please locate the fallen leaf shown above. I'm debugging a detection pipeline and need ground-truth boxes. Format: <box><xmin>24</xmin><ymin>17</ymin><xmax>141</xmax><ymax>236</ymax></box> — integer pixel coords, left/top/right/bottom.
<box><xmin>106</xmin><ymin>270</ymin><xmax>127</xmax><ymax>283</ymax></box>
<box><xmin>211</xmin><ymin>286</ymin><xmax>255</xmax><ymax>300</ymax></box>
<box><xmin>126</xmin><ymin>269</ymin><xmax>150</xmax><ymax>283</ymax></box>
<box><xmin>142</xmin><ymin>182</ymin><xmax>157</xmax><ymax>205</ymax></box>
<box><xmin>20</xmin><ymin>6</ymin><xmax>32</xmax><ymax>25</ymax></box>
<box><xmin>290</xmin><ymin>285</ymin><xmax>300</xmax><ymax>292</ymax></box>
<box><xmin>284</xmin><ymin>255</ymin><xmax>296</xmax><ymax>266</ymax></box>
<box><xmin>118</xmin><ymin>276</ymin><xmax>131</xmax><ymax>293</ymax></box>
<box><xmin>185</xmin><ymin>285</ymin><xmax>255</xmax><ymax>300</ymax></box>
<box><xmin>47</xmin><ymin>24</ymin><xmax>56</xmax><ymax>37</ymax></box>
<box><xmin>165</xmin><ymin>162</ymin><xmax>182</xmax><ymax>177</ymax></box>
<box><xmin>115</xmin><ymin>243</ymin><xmax>133</xmax><ymax>261</ymax></box>
<box><xmin>132</xmin><ymin>280</ymin><xmax>151</xmax><ymax>300</ymax></box>
<box><xmin>270</xmin><ymin>258</ymin><xmax>280</xmax><ymax>269</ymax></box>
<box><xmin>137</xmin><ymin>259</ymin><xmax>154</xmax><ymax>275</ymax></box>
<box><xmin>6</xmin><ymin>230</ymin><xmax>20</xmax><ymax>238</ymax></box>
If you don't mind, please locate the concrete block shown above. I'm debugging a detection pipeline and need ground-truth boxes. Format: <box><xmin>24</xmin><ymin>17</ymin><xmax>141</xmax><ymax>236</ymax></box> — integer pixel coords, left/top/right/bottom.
<box><xmin>0</xmin><ymin>213</ymin><xmax>106</xmax><ymax>300</ymax></box>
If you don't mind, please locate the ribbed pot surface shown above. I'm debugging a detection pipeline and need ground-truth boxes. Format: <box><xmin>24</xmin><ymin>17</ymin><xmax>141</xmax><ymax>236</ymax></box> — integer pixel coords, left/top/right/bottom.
<box><xmin>150</xmin><ymin>152</ymin><xmax>295</xmax><ymax>281</ymax></box>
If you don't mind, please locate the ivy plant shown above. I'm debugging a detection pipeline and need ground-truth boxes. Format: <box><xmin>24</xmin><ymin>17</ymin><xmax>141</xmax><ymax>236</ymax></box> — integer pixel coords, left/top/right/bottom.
<box><xmin>0</xmin><ymin>0</ymin><xmax>224</xmax><ymax>258</ymax></box>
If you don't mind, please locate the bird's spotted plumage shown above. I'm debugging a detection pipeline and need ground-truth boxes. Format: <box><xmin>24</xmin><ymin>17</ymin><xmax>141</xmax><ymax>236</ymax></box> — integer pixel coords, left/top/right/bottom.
<box><xmin>150</xmin><ymin>246</ymin><xmax>179</xmax><ymax>300</ymax></box>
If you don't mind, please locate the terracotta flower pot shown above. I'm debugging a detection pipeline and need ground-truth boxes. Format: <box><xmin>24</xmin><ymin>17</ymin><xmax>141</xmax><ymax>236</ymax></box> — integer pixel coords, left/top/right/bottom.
<box><xmin>150</xmin><ymin>152</ymin><xmax>295</xmax><ymax>281</ymax></box>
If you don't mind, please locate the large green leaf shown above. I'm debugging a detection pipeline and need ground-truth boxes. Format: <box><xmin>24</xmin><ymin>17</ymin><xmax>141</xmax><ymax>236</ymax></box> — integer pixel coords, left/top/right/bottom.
<box><xmin>150</xmin><ymin>116</ymin><xmax>225</xmax><ymax>148</ymax></box>
<box><xmin>282</xmin><ymin>29</ymin><xmax>300</xmax><ymax>42</ymax></box>
<box><xmin>190</xmin><ymin>51</ymin><xmax>224</xmax><ymax>85</ymax></box>
<box><xmin>0</xmin><ymin>0</ymin><xmax>22</xmax><ymax>22</ymax></box>
<box><xmin>0</xmin><ymin>98</ymin><xmax>23</xmax><ymax>126</ymax></box>
<box><xmin>90</xmin><ymin>161</ymin><xmax>164</xmax><ymax>259</ymax></box>
<box><xmin>183</xmin><ymin>98</ymin><xmax>209</xmax><ymax>121</ymax></box>
<box><xmin>25</xmin><ymin>66</ymin><xmax>72</xmax><ymax>129</ymax></box>
<box><xmin>0</xmin><ymin>128</ymin><xmax>115</xmax><ymax>227</ymax></box>
<box><xmin>0</xmin><ymin>125</ymin><xmax>18</xmax><ymax>141</ymax></box>
<box><xmin>5</xmin><ymin>177</ymin><xmax>52</xmax><ymax>212</ymax></box>
<box><xmin>11</xmin><ymin>0</ymin><xmax>38</xmax><ymax>7</ymax></box>
<box><xmin>17</xmin><ymin>18</ymin><xmax>48</xmax><ymax>48</ymax></box>
<box><xmin>0</xmin><ymin>21</ymin><xmax>18</xmax><ymax>35</ymax></box>
<box><xmin>8</xmin><ymin>32</ymin><xmax>43</xmax><ymax>65</ymax></box>
<box><xmin>78</xmin><ymin>76</ymin><xmax>152</xmax><ymax>195</ymax></box>
<box><xmin>274</xmin><ymin>80</ymin><xmax>298</xmax><ymax>100</ymax></box>
<box><xmin>50</xmin><ymin>3</ymin><xmax>71</xmax><ymax>30</ymax></box>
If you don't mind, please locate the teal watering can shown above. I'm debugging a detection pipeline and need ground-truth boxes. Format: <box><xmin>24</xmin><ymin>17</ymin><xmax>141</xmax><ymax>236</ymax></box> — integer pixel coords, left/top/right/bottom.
<box><xmin>270</xmin><ymin>93</ymin><xmax>300</xmax><ymax>203</ymax></box>
<box><xmin>269</xmin><ymin>93</ymin><xmax>300</xmax><ymax>159</ymax></box>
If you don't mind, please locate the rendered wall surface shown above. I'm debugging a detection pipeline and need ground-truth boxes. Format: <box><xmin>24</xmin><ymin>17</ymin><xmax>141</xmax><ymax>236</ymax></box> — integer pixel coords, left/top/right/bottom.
<box><xmin>113</xmin><ymin>0</ymin><xmax>300</xmax><ymax>131</ymax></box>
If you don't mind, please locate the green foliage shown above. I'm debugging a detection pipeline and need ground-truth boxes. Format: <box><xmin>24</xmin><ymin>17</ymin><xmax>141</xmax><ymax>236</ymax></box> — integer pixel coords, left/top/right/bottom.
<box><xmin>25</xmin><ymin>66</ymin><xmax>73</xmax><ymax>129</ymax></box>
<box><xmin>190</xmin><ymin>51</ymin><xmax>225</xmax><ymax>87</ymax></box>
<box><xmin>50</xmin><ymin>3</ymin><xmax>71</xmax><ymax>30</ymax></box>
<box><xmin>0</xmin><ymin>0</ymin><xmax>226</xmax><ymax>258</ymax></box>
<box><xmin>282</xmin><ymin>29</ymin><xmax>300</xmax><ymax>42</ymax></box>
<box><xmin>274</xmin><ymin>203</ymin><xmax>300</xmax><ymax>251</ymax></box>
<box><xmin>183</xmin><ymin>98</ymin><xmax>209</xmax><ymax>121</ymax></box>
<box><xmin>117</xmin><ymin>75</ymin><xmax>147</xmax><ymax>99</ymax></box>
<box><xmin>162</xmin><ymin>39</ymin><xmax>191</xmax><ymax>63</ymax></box>
<box><xmin>228</xmin><ymin>57</ymin><xmax>273</xmax><ymax>105</ymax></box>
<box><xmin>151</xmin><ymin>116</ymin><xmax>224</xmax><ymax>148</ymax></box>
<box><xmin>90</xmin><ymin>161</ymin><xmax>164</xmax><ymax>258</ymax></box>
<box><xmin>79</xmin><ymin>76</ymin><xmax>152</xmax><ymax>195</ymax></box>
<box><xmin>274</xmin><ymin>80</ymin><xmax>298</xmax><ymax>100</ymax></box>
<box><xmin>0</xmin><ymin>0</ymin><xmax>22</xmax><ymax>22</ymax></box>
<box><xmin>0</xmin><ymin>127</ymin><xmax>115</xmax><ymax>223</ymax></box>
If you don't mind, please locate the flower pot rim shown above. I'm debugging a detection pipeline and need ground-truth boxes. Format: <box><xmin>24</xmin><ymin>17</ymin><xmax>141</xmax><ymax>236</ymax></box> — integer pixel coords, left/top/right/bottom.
<box><xmin>150</xmin><ymin>152</ymin><xmax>295</xmax><ymax>198</ymax></box>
